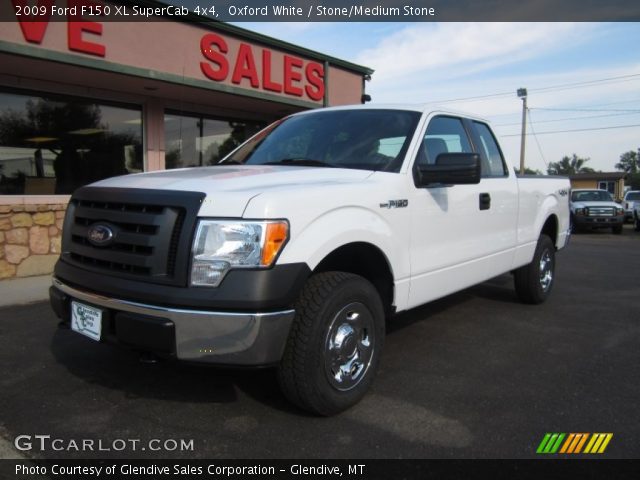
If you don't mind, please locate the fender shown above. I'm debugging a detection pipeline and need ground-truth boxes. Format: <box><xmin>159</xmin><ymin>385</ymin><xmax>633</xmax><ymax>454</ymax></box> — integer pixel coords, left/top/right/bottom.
<box><xmin>276</xmin><ymin>206</ymin><xmax>410</xmax><ymax>309</ymax></box>
<box><xmin>278</xmin><ymin>206</ymin><xmax>399</xmax><ymax>270</ymax></box>
<box><xmin>534</xmin><ymin>194</ymin><xmax>561</xmax><ymax>242</ymax></box>
<box><xmin>514</xmin><ymin>191</ymin><xmax>564</xmax><ymax>268</ymax></box>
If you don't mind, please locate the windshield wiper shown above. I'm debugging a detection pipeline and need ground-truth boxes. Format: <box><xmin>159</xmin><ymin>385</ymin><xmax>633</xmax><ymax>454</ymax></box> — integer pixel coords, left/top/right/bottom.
<box><xmin>264</xmin><ymin>158</ymin><xmax>335</xmax><ymax>168</ymax></box>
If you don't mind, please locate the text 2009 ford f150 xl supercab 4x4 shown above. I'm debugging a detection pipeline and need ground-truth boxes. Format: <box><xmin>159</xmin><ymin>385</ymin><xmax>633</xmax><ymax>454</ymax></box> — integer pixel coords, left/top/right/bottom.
<box><xmin>50</xmin><ymin>105</ymin><xmax>570</xmax><ymax>415</ymax></box>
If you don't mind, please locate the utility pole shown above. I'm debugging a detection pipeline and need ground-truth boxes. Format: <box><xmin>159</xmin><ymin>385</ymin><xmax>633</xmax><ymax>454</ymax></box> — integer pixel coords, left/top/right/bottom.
<box><xmin>517</xmin><ymin>88</ymin><xmax>527</xmax><ymax>175</ymax></box>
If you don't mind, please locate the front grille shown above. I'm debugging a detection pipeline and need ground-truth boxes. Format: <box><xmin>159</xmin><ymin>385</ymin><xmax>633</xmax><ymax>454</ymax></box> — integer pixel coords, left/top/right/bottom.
<box><xmin>61</xmin><ymin>187</ymin><xmax>205</xmax><ymax>286</ymax></box>
<box><xmin>586</xmin><ymin>207</ymin><xmax>615</xmax><ymax>217</ymax></box>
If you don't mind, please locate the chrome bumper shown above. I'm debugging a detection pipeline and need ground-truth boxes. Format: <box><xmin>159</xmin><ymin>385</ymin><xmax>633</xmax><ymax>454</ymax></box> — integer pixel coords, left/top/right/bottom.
<box><xmin>52</xmin><ymin>278</ymin><xmax>295</xmax><ymax>366</ymax></box>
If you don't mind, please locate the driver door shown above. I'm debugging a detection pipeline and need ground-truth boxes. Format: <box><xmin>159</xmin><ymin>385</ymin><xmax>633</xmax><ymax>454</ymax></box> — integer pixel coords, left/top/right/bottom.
<box><xmin>407</xmin><ymin>115</ymin><xmax>517</xmax><ymax>308</ymax></box>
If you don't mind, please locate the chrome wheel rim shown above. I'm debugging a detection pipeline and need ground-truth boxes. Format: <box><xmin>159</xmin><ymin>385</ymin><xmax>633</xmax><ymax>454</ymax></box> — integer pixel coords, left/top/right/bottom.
<box><xmin>324</xmin><ymin>302</ymin><xmax>375</xmax><ymax>391</ymax></box>
<box><xmin>539</xmin><ymin>249</ymin><xmax>554</xmax><ymax>292</ymax></box>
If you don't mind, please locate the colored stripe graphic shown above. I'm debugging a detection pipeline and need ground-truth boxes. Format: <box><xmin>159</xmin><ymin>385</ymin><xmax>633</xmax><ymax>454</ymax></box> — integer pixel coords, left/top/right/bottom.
<box><xmin>560</xmin><ymin>433</ymin><xmax>589</xmax><ymax>453</ymax></box>
<box><xmin>584</xmin><ymin>433</ymin><xmax>613</xmax><ymax>454</ymax></box>
<box><xmin>536</xmin><ymin>433</ymin><xmax>565</xmax><ymax>454</ymax></box>
<box><xmin>537</xmin><ymin>433</ymin><xmax>613</xmax><ymax>454</ymax></box>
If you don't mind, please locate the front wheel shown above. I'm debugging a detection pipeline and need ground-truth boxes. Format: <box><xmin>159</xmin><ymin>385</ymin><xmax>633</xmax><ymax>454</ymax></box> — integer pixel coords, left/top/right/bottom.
<box><xmin>277</xmin><ymin>272</ymin><xmax>385</xmax><ymax>416</ymax></box>
<box><xmin>514</xmin><ymin>235</ymin><xmax>556</xmax><ymax>305</ymax></box>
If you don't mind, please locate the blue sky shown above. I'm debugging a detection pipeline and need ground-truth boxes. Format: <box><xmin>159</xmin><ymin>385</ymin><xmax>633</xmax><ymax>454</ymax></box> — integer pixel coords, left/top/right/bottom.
<box><xmin>236</xmin><ymin>22</ymin><xmax>640</xmax><ymax>173</ymax></box>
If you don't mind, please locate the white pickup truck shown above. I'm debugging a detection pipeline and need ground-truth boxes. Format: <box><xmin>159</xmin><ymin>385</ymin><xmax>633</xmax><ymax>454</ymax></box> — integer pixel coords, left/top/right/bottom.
<box><xmin>50</xmin><ymin>105</ymin><xmax>570</xmax><ymax>415</ymax></box>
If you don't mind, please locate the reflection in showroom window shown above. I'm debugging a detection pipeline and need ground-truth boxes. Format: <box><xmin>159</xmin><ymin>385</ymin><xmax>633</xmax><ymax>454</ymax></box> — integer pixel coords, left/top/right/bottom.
<box><xmin>164</xmin><ymin>111</ymin><xmax>263</xmax><ymax>169</ymax></box>
<box><xmin>0</xmin><ymin>91</ymin><xmax>142</xmax><ymax>195</ymax></box>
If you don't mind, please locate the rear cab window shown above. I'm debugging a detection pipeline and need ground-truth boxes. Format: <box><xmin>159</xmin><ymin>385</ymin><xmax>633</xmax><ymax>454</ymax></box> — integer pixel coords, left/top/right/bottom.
<box><xmin>471</xmin><ymin>121</ymin><xmax>508</xmax><ymax>177</ymax></box>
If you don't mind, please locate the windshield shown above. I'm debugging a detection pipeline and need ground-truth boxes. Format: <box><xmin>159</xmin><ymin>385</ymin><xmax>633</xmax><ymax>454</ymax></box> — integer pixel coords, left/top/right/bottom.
<box><xmin>222</xmin><ymin>109</ymin><xmax>421</xmax><ymax>172</ymax></box>
<box><xmin>571</xmin><ymin>190</ymin><xmax>613</xmax><ymax>202</ymax></box>
<box><xmin>625</xmin><ymin>192</ymin><xmax>640</xmax><ymax>201</ymax></box>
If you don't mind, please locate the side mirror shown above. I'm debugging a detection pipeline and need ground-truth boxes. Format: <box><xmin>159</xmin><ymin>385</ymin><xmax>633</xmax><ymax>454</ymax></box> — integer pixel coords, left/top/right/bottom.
<box><xmin>415</xmin><ymin>153</ymin><xmax>481</xmax><ymax>187</ymax></box>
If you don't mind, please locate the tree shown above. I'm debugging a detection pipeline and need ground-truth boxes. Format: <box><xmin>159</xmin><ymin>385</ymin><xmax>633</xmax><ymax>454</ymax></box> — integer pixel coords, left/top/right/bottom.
<box><xmin>615</xmin><ymin>150</ymin><xmax>639</xmax><ymax>174</ymax></box>
<box><xmin>514</xmin><ymin>167</ymin><xmax>543</xmax><ymax>175</ymax></box>
<box><xmin>547</xmin><ymin>154</ymin><xmax>595</xmax><ymax>175</ymax></box>
<box><xmin>0</xmin><ymin>99</ymin><xmax>141</xmax><ymax>194</ymax></box>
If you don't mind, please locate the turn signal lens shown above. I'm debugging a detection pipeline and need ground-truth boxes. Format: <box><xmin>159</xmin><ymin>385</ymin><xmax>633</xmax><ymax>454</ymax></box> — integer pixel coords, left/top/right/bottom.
<box><xmin>262</xmin><ymin>222</ymin><xmax>289</xmax><ymax>266</ymax></box>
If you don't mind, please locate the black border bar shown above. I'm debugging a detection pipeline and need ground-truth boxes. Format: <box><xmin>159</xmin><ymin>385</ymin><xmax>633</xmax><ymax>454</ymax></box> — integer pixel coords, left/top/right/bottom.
<box><xmin>3</xmin><ymin>459</ymin><xmax>640</xmax><ymax>480</ymax></box>
<box><xmin>5</xmin><ymin>0</ymin><xmax>640</xmax><ymax>22</ymax></box>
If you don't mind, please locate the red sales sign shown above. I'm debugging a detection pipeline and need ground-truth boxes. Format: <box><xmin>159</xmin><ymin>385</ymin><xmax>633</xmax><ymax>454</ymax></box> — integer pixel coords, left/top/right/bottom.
<box><xmin>10</xmin><ymin>0</ymin><xmax>325</xmax><ymax>102</ymax></box>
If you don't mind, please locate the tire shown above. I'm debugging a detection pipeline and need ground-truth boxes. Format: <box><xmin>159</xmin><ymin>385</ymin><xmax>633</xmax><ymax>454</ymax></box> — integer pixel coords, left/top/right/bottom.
<box><xmin>514</xmin><ymin>235</ymin><xmax>555</xmax><ymax>305</ymax></box>
<box><xmin>635</xmin><ymin>215</ymin><xmax>640</xmax><ymax>232</ymax></box>
<box><xmin>277</xmin><ymin>272</ymin><xmax>385</xmax><ymax>416</ymax></box>
<box><xmin>612</xmin><ymin>225</ymin><xmax>623</xmax><ymax>235</ymax></box>
<box><xmin>570</xmin><ymin>215</ymin><xmax>582</xmax><ymax>234</ymax></box>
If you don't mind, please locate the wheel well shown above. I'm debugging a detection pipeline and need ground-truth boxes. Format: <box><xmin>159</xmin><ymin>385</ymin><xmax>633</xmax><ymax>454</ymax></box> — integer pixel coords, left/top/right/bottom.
<box><xmin>541</xmin><ymin>215</ymin><xmax>559</xmax><ymax>247</ymax></box>
<box><xmin>314</xmin><ymin>242</ymin><xmax>394</xmax><ymax>317</ymax></box>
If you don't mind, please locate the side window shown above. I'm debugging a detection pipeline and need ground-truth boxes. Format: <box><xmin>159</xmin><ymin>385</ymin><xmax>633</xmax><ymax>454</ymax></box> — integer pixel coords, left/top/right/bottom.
<box><xmin>473</xmin><ymin>122</ymin><xmax>507</xmax><ymax>177</ymax></box>
<box><xmin>416</xmin><ymin>116</ymin><xmax>472</xmax><ymax>168</ymax></box>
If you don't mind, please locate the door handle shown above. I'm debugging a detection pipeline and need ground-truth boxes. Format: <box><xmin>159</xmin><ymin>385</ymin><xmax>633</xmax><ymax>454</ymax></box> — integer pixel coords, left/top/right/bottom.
<box><xmin>479</xmin><ymin>193</ymin><xmax>491</xmax><ymax>210</ymax></box>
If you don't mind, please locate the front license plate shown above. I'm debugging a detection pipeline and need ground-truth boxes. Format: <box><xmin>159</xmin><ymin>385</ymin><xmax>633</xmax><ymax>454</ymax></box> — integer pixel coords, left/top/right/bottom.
<box><xmin>71</xmin><ymin>301</ymin><xmax>102</xmax><ymax>342</ymax></box>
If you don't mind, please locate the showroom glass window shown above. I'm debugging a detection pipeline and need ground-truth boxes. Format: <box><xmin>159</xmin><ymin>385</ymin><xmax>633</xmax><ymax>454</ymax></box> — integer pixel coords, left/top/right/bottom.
<box><xmin>164</xmin><ymin>111</ymin><xmax>263</xmax><ymax>169</ymax></box>
<box><xmin>0</xmin><ymin>90</ymin><xmax>142</xmax><ymax>195</ymax></box>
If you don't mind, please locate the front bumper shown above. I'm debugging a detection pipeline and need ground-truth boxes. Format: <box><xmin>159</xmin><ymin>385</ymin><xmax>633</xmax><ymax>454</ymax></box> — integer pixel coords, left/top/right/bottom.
<box><xmin>573</xmin><ymin>215</ymin><xmax>624</xmax><ymax>228</ymax></box>
<box><xmin>50</xmin><ymin>277</ymin><xmax>295</xmax><ymax>366</ymax></box>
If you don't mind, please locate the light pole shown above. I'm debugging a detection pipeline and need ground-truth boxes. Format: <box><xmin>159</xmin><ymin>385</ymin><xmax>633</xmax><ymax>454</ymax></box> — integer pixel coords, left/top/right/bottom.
<box><xmin>517</xmin><ymin>88</ymin><xmax>527</xmax><ymax>175</ymax></box>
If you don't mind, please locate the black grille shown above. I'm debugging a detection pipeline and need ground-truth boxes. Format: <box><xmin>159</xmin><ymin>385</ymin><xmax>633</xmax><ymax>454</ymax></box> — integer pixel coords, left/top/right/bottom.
<box><xmin>61</xmin><ymin>187</ymin><xmax>205</xmax><ymax>286</ymax></box>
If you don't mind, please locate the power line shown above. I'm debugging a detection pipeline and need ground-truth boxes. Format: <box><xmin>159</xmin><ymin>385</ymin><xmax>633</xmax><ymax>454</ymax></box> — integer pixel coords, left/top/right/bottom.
<box><xmin>493</xmin><ymin>111</ymin><xmax>640</xmax><ymax>127</ymax></box>
<box><xmin>577</xmin><ymin>98</ymin><xmax>640</xmax><ymax>108</ymax></box>
<box><xmin>532</xmin><ymin>107</ymin><xmax>640</xmax><ymax>113</ymax></box>
<box><xmin>431</xmin><ymin>73</ymin><xmax>640</xmax><ymax>105</ymax></box>
<box><xmin>526</xmin><ymin>109</ymin><xmax>548</xmax><ymax>169</ymax></box>
<box><xmin>531</xmin><ymin>73</ymin><xmax>640</xmax><ymax>93</ymax></box>
<box><xmin>501</xmin><ymin>124</ymin><xmax>640</xmax><ymax>137</ymax></box>
<box><xmin>428</xmin><ymin>91</ymin><xmax>513</xmax><ymax>104</ymax></box>
<box><xmin>487</xmin><ymin>98</ymin><xmax>640</xmax><ymax>120</ymax></box>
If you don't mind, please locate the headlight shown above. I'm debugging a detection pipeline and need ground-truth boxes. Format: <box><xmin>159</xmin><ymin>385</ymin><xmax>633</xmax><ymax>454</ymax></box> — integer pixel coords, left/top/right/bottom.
<box><xmin>616</xmin><ymin>207</ymin><xmax>624</xmax><ymax>215</ymax></box>
<box><xmin>190</xmin><ymin>220</ymin><xmax>288</xmax><ymax>287</ymax></box>
<box><xmin>575</xmin><ymin>208</ymin><xmax>585</xmax><ymax>215</ymax></box>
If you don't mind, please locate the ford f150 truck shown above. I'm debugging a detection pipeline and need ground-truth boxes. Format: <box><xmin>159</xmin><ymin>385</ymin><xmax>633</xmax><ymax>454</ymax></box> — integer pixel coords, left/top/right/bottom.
<box><xmin>50</xmin><ymin>105</ymin><xmax>570</xmax><ymax>415</ymax></box>
<box><xmin>570</xmin><ymin>189</ymin><xmax>625</xmax><ymax>234</ymax></box>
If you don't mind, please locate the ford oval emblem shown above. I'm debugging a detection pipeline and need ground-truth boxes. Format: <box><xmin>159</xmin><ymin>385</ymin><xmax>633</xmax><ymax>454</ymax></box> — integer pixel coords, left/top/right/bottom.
<box><xmin>87</xmin><ymin>223</ymin><xmax>115</xmax><ymax>247</ymax></box>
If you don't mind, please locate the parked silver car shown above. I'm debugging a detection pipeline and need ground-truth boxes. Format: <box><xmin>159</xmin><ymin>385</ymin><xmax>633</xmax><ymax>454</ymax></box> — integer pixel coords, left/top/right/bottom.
<box><xmin>623</xmin><ymin>190</ymin><xmax>640</xmax><ymax>222</ymax></box>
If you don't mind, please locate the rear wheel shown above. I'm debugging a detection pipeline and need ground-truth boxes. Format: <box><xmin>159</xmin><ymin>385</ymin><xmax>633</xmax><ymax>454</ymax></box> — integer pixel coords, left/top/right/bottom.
<box><xmin>514</xmin><ymin>235</ymin><xmax>555</xmax><ymax>305</ymax></box>
<box><xmin>277</xmin><ymin>272</ymin><xmax>385</xmax><ymax>416</ymax></box>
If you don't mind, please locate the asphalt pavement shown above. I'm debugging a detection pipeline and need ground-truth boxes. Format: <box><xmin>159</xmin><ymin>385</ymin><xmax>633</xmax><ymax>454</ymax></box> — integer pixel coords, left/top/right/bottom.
<box><xmin>0</xmin><ymin>228</ymin><xmax>638</xmax><ymax>459</ymax></box>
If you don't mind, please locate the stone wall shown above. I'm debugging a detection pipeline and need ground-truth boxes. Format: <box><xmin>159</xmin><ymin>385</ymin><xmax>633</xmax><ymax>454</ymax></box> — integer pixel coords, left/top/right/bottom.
<box><xmin>0</xmin><ymin>204</ymin><xmax>66</xmax><ymax>279</ymax></box>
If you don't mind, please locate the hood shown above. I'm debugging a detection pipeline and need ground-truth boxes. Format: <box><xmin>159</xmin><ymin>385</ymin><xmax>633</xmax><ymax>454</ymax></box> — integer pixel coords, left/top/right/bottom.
<box><xmin>571</xmin><ymin>200</ymin><xmax>620</xmax><ymax>209</ymax></box>
<box><xmin>90</xmin><ymin>165</ymin><xmax>373</xmax><ymax>217</ymax></box>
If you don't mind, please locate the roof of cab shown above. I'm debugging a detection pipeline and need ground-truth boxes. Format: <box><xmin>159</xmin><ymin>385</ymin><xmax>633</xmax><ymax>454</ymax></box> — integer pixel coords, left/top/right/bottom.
<box><xmin>292</xmin><ymin>103</ymin><xmax>491</xmax><ymax>124</ymax></box>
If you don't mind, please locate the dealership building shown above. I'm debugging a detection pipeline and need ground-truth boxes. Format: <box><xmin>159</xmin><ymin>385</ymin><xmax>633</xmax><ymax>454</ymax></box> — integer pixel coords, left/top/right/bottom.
<box><xmin>0</xmin><ymin>0</ymin><xmax>372</xmax><ymax>280</ymax></box>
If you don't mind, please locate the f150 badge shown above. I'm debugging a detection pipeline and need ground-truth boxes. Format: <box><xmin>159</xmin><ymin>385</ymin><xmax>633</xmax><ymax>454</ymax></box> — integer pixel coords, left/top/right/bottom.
<box><xmin>380</xmin><ymin>199</ymin><xmax>408</xmax><ymax>209</ymax></box>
